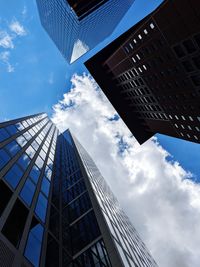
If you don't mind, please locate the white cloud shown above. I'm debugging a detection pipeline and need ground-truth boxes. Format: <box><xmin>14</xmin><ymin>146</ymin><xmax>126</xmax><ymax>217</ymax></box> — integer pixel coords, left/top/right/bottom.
<box><xmin>0</xmin><ymin>18</ymin><xmax>27</xmax><ymax>72</ymax></box>
<box><xmin>52</xmin><ymin>74</ymin><xmax>200</xmax><ymax>267</ymax></box>
<box><xmin>0</xmin><ymin>51</ymin><xmax>14</xmax><ymax>72</ymax></box>
<box><xmin>70</xmin><ymin>39</ymin><xmax>89</xmax><ymax>63</ymax></box>
<box><xmin>9</xmin><ymin>19</ymin><xmax>27</xmax><ymax>36</ymax></box>
<box><xmin>0</xmin><ymin>31</ymin><xmax>14</xmax><ymax>49</ymax></box>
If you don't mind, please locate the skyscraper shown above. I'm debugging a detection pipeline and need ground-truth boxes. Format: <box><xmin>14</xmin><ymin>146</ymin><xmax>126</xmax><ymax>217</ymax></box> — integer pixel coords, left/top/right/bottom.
<box><xmin>36</xmin><ymin>0</ymin><xmax>134</xmax><ymax>63</ymax></box>
<box><xmin>0</xmin><ymin>113</ymin><xmax>158</xmax><ymax>267</ymax></box>
<box><xmin>85</xmin><ymin>0</ymin><xmax>200</xmax><ymax>144</ymax></box>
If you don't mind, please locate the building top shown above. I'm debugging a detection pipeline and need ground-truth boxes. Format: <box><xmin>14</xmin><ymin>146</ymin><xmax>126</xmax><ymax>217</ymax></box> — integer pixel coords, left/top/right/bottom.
<box><xmin>85</xmin><ymin>0</ymin><xmax>200</xmax><ymax>144</ymax></box>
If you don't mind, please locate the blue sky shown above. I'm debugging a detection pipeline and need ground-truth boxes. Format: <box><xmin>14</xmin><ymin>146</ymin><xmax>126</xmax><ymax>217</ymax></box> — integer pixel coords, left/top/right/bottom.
<box><xmin>0</xmin><ymin>0</ymin><xmax>199</xmax><ymax>179</ymax></box>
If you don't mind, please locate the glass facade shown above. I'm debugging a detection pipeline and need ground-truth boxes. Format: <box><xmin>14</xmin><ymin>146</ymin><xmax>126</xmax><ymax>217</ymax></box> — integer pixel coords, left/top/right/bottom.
<box><xmin>36</xmin><ymin>0</ymin><xmax>134</xmax><ymax>63</ymax></box>
<box><xmin>0</xmin><ymin>113</ymin><xmax>158</xmax><ymax>267</ymax></box>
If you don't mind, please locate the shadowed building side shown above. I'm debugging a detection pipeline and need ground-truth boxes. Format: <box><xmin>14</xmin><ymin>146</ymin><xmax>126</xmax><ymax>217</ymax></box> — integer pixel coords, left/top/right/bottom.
<box><xmin>85</xmin><ymin>0</ymin><xmax>200</xmax><ymax>144</ymax></box>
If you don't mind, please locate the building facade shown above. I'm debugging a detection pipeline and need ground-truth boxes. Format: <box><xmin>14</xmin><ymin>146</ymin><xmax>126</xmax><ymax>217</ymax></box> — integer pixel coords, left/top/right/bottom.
<box><xmin>36</xmin><ymin>0</ymin><xmax>134</xmax><ymax>63</ymax></box>
<box><xmin>85</xmin><ymin>0</ymin><xmax>200</xmax><ymax>144</ymax></box>
<box><xmin>0</xmin><ymin>113</ymin><xmax>158</xmax><ymax>267</ymax></box>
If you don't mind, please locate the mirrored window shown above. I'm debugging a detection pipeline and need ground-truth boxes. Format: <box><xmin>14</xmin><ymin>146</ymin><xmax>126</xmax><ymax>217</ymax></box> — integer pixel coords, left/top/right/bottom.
<box><xmin>29</xmin><ymin>165</ymin><xmax>40</xmax><ymax>184</ymax></box>
<box><xmin>4</xmin><ymin>164</ymin><xmax>23</xmax><ymax>189</ymax></box>
<box><xmin>5</xmin><ymin>125</ymin><xmax>18</xmax><ymax>136</ymax></box>
<box><xmin>0</xmin><ymin>149</ymin><xmax>11</xmax><ymax>170</ymax></box>
<box><xmin>20</xmin><ymin>178</ymin><xmax>36</xmax><ymax>206</ymax></box>
<box><xmin>41</xmin><ymin>177</ymin><xmax>50</xmax><ymax>197</ymax></box>
<box><xmin>5</xmin><ymin>141</ymin><xmax>21</xmax><ymax>156</ymax></box>
<box><xmin>18</xmin><ymin>154</ymin><xmax>31</xmax><ymax>170</ymax></box>
<box><xmin>24</xmin><ymin>219</ymin><xmax>44</xmax><ymax>267</ymax></box>
<box><xmin>0</xmin><ymin>128</ymin><xmax>9</xmax><ymax>142</ymax></box>
<box><xmin>35</xmin><ymin>193</ymin><xmax>48</xmax><ymax>222</ymax></box>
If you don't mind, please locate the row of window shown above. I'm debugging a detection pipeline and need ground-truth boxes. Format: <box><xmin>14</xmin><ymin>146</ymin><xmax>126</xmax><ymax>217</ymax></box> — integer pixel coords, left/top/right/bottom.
<box><xmin>124</xmin><ymin>22</ymin><xmax>155</xmax><ymax>54</ymax></box>
<box><xmin>169</xmin><ymin>114</ymin><xmax>200</xmax><ymax>123</ymax></box>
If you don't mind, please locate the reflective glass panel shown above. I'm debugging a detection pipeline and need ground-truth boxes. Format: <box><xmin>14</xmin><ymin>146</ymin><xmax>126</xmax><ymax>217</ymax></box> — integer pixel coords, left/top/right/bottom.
<box><xmin>0</xmin><ymin>128</ymin><xmax>9</xmax><ymax>142</ymax></box>
<box><xmin>24</xmin><ymin>220</ymin><xmax>44</xmax><ymax>267</ymax></box>
<box><xmin>0</xmin><ymin>149</ymin><xmax>11</xmax><ymax>170</ymax></box>
<box><xmin>5</xmin><ymin>141</ymin><xmax>21</xmax><ymax>156</ymax></box>
<box><xmin>5</xmin><ymin>125</ymin><xmax>18</xmax><ymax>135</ymax></box>
<box><xmin>29</xmin><ymin>165</ymin><xmax>40</xmax><ymax>184</ymax></box>
<box><xmin>20</xmin><ymin>178</ymin><xmax>36</xmax><ymax>206</ymax></box>
<box><xmin>4</xmin><ymin>164</ymin><xmax>23</xmax><ymax>189</ymax></box>
<box><xmin>41</xmin><ymin>177</ymin><xmax>50</xmax><ymax>197</ymax></box>
<box><xmin>17</xmin><ymin>154</ymin><xmax>31</xmax><ymax>170</ymax></box>
<box><xmin>35</xmin><ymin>193</ymin><xmax>48</xmax><ymax>222</ymax></box>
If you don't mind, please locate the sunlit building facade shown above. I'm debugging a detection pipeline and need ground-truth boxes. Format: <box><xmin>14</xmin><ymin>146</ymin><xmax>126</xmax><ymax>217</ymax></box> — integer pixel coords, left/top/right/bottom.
<box><xmin>85</xmin><ymin>0</ymin><xmax>200</xmax><ymax>144</ymax></box>
<box><xmin>0</xmin><ymin>113</ymin><xmax>158</xmax><ymax>267</ymax></box>
<box><xmin>36</xmin><ymin>0</ymin><xmax>134</xmax><ymax>63</ymax></box>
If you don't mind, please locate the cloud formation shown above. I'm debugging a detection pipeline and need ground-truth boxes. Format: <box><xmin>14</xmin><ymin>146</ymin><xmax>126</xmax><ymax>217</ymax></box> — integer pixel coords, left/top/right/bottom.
<box><xmin>0</xmin><ymin>51</ymin><xmax>14</xmax><ymax>72</ymax></box>
<box><xmin>0</xmin><ymin>31</ymin><xmax>14</xmax><ymax>49</ymax></box>
<box><xmin>9</xmin><ymin>19</ymin><xmax>27</xmax><ymax>36</ymax></box>
<box><xmin>52</xmin><ymin>74</ymin><xmax>200</xmax><ymax>267</ymax></box>
<box><xmin>0</xmin><ymin>18</ymin><xmax>27</xmax><ymax>72</ymax></box>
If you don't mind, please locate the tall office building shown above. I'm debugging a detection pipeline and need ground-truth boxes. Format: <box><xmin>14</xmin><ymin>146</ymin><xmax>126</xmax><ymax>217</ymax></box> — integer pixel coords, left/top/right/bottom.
<box><xmin>85</xmin><ymin>0</ymin><xmax>200</xmax><ymax>144</ymax></box>
<box><xmin>0</xmin><ymin>113</ymin><xmax>158</xmax><ymax>267</ymax></box>
<box><xmin>36</xmin><ymin>0</ymin><xmax>134</xmax><ymax>63</ymax></box>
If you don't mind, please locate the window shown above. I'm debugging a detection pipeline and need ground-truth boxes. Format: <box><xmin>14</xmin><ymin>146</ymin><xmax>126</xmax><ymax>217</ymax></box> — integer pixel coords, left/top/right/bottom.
<box><xmin>194</xmin><ymin>135</ymin><xmax>198</xmax><ymax>140</ymax></box>
<box><xmin>41</xmin><ymin>177</ymin><xmax>50</xmax><ymax>197</ymax></box>
<box><xmin>35</xmin><ymin>193</ymin><xmax>48</xmax><ymax>222</ymax></box>
<box><xmin>2</xmin><ymin>199</ymin><xmax>28</xmax><ymax>247</ymax></box>
<box><xmin>183</xmin><ymin>39</ymin><xmax>196</xmax><ymax>54</ymax></box>
<box><xmin>30</xmin><ymin>165</ymin><xmax>40</xmax><ymax>184</ymax></box>
<box><xmin>45</xmin><ymin>166</ymin><xmax>52</xmax><ymax>180</ymax></box>
<box><xmin>0</xmin><ymin>128</ymin><xmax>9</xmax><ymax>142</ymax></box>
<box><xmin>26</xmin><ymin>146</ymin><xmax>36</xmax><ymax>159</ymax></box>
<box><xmin>181</xmin><ymin>116</ymin><xmax>186</xmax><ymax>120</ymax></box>
<box><xmin>150</xmin><ymin>23</ymin><xmax>155</xmax><ymax>29</ymax></box>
<box><xmin>18</xmin><ymin>154</ymin><xmax>31</xmax><ymax>170</ymax></box>
<box><xmin>136</xmin><ymin>54</ymin><xmax>140</xmax><ymax>60</ymax></box>
<box><xmin>5</xmin><ymin>141</ymin><xmax>20</xmax><ymax>156</ymax></box>
<box><xmin>4</xmin><ymin>164</ymin><xmax>23</xmax><ymax>189</ymax></box>
<box><xmin>189</xmin><ymin>116</ymin><xmax>193</xmax><ymax>121</ymax></box>
<box><xmin>132</xmin><ymin>57</ymin><xmax>136</xmax><ymax>63</ymax></box>
<box><xmin>188</xmin><ymin>126</ymin><xmax>192</xmax><ymax>130</ymax></box>
<box><xmin>35</xmin><ymin>155</ymin><xmax>44</xmax><ymax>169</ymax></box>
<box><xmin>195</xmin><ymin>126</ymin><xmax>200</xmax><ymax>132</ymax></box>
<box><xmin>143</xmin><ymin>64</ymin><xmax>147</xmax><ymax>70</ymax></box>
<box><xmin>5</xmin><ymin>125</ymin><xmax>18</xmax><ymax>135</ymax></box>
<box><xmin>144</xmin><ymin>29</ymin><xmax>148</xmax><ymax>35</ymax></box>
<box><xmin>24</xmin><ymin>218</ymin><xmax>44</xmax><ymax>267</ymax></box>
<box><xmin>16</xmin><ymin>135</ymin><xmax>27</xmax><ymax>147</ymax></box>
<box><xmin>0</xmin><ymin>149</ymin><xmax>10</xmax><ymax>170</ymax></box>
<box><xmin>0</xmin><ymin>181</ymin><xmax>12</xmax><ymax>216</ymax></box>
<box><xmin>20</xmin><ymin>178</ymin><xmax>36</xmax><ymax>206</ymax></box>
<box><xmin>138</xmin><ymin>34</ymin><xmax>142</xmax><ymax>40</ymax></box>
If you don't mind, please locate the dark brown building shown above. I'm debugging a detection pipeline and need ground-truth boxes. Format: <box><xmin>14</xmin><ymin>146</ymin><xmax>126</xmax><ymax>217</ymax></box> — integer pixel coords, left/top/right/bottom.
<box><xmin>67</xmin><ymin>0</ymin><xmax>109</xmax><ymax>20</ymax></box>
<box><xmin>85</xmin><ymin>0</ymin><xmax>200</xmax><ymax>144</ymax></box>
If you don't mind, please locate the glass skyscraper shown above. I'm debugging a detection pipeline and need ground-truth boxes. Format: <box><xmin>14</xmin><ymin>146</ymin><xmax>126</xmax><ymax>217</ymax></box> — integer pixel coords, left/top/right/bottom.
<box><xmin>0</xmin><ymin>113</ymin><xmax>158</xmax><ymax>267</ymax></box>
<box><xmin>36</xmin><ymin>0</ymin><xmax>134</xmax><ymax>63</ymax></box>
